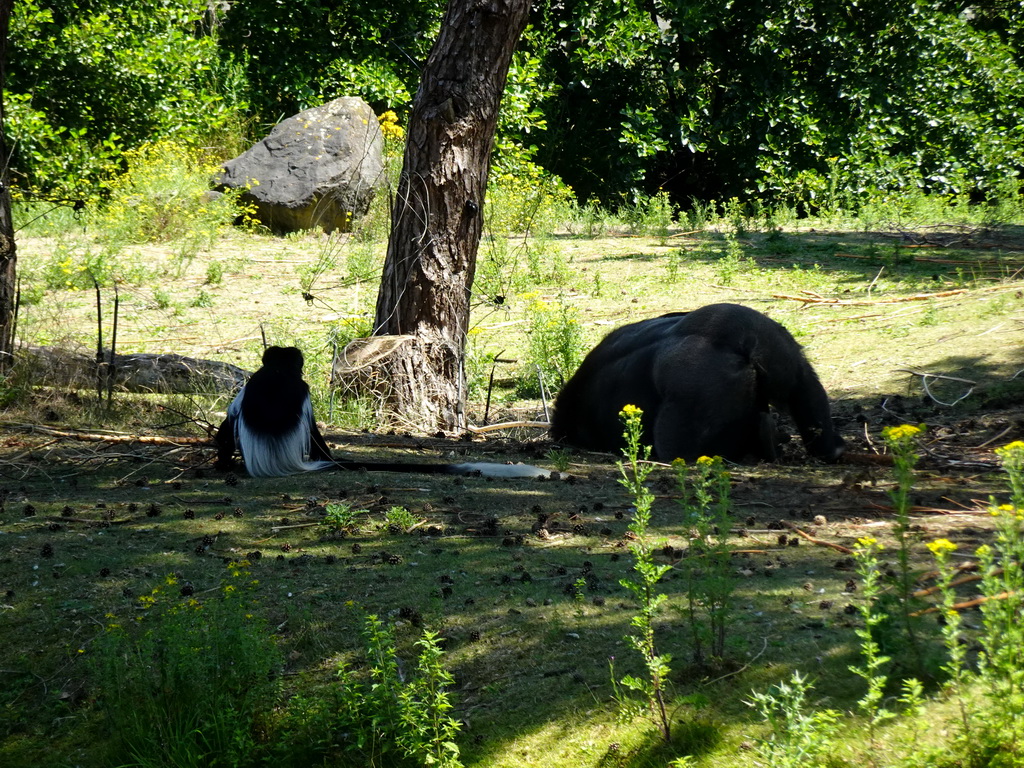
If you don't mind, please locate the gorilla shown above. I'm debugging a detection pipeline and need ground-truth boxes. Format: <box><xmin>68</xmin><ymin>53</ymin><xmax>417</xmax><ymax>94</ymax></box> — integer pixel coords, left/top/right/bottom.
<box><xmin>550</xmin><ymin>303</ymin><xmax>845</xmax><ymax>463</ymax></box>
<box><xmin>215</xmin><ymin>346</ymin><xmax>553</xmax><ymax>478</ymax></box>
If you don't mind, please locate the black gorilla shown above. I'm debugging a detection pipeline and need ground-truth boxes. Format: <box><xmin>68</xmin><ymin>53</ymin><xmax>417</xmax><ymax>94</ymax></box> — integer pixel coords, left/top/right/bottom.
<box><xmin>550</xmin><ymin>304</ymin><xmax>845</xmax><ymax>463</ymax></box>
<box><xmin>216</xmin><ymin>346</ymin><xmax>553</xmax><ymax>478</ymax></box>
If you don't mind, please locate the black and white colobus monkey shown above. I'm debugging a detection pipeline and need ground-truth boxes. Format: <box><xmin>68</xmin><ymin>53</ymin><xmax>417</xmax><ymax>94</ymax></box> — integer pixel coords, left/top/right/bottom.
<box><xmin>550</xmin><ymin>303</ymin><xmax>845</xmax><ymax>463</ymax></box>
<box><xmin>215</xmin><ymin>346</ymin><xmax>553</xmax><ymax>479</ymax></box>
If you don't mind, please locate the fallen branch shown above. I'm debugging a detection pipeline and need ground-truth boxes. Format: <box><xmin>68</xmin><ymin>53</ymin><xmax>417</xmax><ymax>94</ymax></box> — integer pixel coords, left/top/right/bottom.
<box><xmin>16</xmin><ymin>345</ymin><xmax>249</xmax><ymax>394</ymax></box>
<box><xmin>2</xmin><ymin>423</ymin><xmax>209</xmax><ymax>445</ymax></box>
<box><xmin>773</xmin><ymin>289</ymin><xmax>968</xmax><ymax>307</ymax></box>
<box><xmin>780</xmin><ymin>521</ymin><xmax>853</xmax><ymax>554</ymax></box>
<box><xmin>466</xmin><ymin>420</ymin><xmax>550</xmax><ymax>434</ymax></box>
<box><xmin>912</xmin><ymin>590</ymin><xmax>1016</xmax><ymax>617</ymax></box>
<box><xmin>894</xmin><ymin>368</ymin><xmax>976</xmax><ymax>406</ymax></box>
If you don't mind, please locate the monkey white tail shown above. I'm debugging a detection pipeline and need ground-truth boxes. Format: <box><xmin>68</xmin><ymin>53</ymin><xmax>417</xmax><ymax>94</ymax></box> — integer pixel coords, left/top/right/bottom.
<box><xmin>447</xmin><ymin>462</ymin><xmax>557</xmax><ymax>479</ymax></box>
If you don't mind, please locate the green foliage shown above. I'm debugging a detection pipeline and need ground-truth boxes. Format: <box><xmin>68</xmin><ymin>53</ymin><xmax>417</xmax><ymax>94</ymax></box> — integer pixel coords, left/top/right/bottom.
<box><xmin>8</xmin><ymin>0</ymin><xmax>249</xmax><ymax>195</ymax></box>
<box><xmin>96</xmin><ymin>140</ymin><xmax>251</xmax><ymax>250</ymax></box>
<box><xmin>36</xmin><ymin>241</ymin><xmax>142</xmax><ymax>291</ymax></box>
<box><xmin>279</xmin><ymin>614</ymin><xmax>462</xmax><ymax>767</ymax></box>
<box><xmin>747</xmin><ymin>671</ymin><xmax>840</xmax><ymax>768</ymax></box>
<box><xmin>615</xmin><ymin>405</ymin><xmax>673</xmax><ymax>742</ymax></box>
<box><xmin>532</xmin><ymin>0</ymin><xmax>1024</xmax><ymax>207</ymax></box>
<box><xmin>672</xmin><ymin>456</ymin><xmax>736</xmax><ymax>664</ymax></box>
<box><xmin>517</xmin><ymin>293</ymin><xmax>584</xmax><ymax>397</ymax></box>
<box><xmin>216</xmin><ymin>0</ymin><xmax>443</xmax><ymax>119</ymax></box>
<box><xmin>622</xmin><ymin>190</ymin><xmax>676</xmax><ymax>242</ymax></box>
<box><xmin>91</xmin><ymin>562</ymin><xmax>281</xmax><ymax>768</ymax></box>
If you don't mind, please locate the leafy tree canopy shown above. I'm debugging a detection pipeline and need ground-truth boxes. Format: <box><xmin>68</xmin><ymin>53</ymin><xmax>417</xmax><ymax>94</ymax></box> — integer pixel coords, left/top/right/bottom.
<box><xmin>6</xmin><ymin>0</ymin><xmax>1024</xmax><ymax>208</ymax></box>
<box><xmin>530</xmin><ymin>0</ymin><xmax>1024</xmax><ymax>206</ymax></box>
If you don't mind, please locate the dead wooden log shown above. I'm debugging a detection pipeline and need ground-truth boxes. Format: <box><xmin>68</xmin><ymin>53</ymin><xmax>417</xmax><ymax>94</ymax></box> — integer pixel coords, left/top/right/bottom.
<box><xmin>16</xmin><ymin>345</ymin><xmax>250</xmax><ymax>394</ymax></box>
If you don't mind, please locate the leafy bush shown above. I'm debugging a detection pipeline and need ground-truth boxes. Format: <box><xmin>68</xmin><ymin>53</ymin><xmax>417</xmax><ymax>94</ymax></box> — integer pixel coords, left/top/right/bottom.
<box><xmin>95</xmin><ymin>140</ymin><xmax>250</xmax><ymax>248</ymax></box>
<box><xmin>8</xmin><ymin>0</ymin><xmax>250</xmax><ymax>196</ymax></box>
<box><xmin>277</xmin><ymin>614</ymin><xmax>462</xmax><ymax>767</ymax></box>
<box><xmin>91</xmin><ymin>562</ymin><xmax>281</xmax><ymax>768</ymax></box>
<box><xmin>517</xmin><ymin>293</ymin><xmax>584</xmax><ymax>397</ymax></box>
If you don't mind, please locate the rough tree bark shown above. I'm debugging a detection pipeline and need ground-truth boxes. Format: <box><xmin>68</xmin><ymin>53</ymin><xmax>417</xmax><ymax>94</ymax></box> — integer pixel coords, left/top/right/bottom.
<box><xmin>0</xmin><ymin>0</ymin><xmax>16</xmax><ymax>368</ymax></box>
<box><xmin>373</xmin><ymin>0</ymin><xmax>531</xmax><ymax>432</ymax></box>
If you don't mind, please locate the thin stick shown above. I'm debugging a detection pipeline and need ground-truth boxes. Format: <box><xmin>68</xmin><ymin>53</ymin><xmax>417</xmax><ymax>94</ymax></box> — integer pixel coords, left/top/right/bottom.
<box><xmin>977</xmin><ymin>426</ymin><xmax>1014</xmax><ymax>449</ymax></box>
<box><xmin>94</xmin><ymin>279</ymin><xmax>103</xmax><ymax>401</ymax></box>
<box><xmin>535</xmin><ymin>364</ymin><xmax>550</xmax><ymax>422</ymax></box>
<box><xmin>5</xmin><ymin>423</ymin><xmax>207</xmax><ymax>445</ymax></box>
<box><xmin>465</xmin><ymin>420</ymin><xmax>551</xmax><ymax>433</ymax></box>
<box><xmin>107</xmin><ymin>283</ymin><xmax>119</xmax><ymax>405</ymax></box>
<box><xmin>780</xmin><ymin>521</ymin><xmax>854</xmax><ymax>554</ymax></box>
<box><xmin>893</xmin><ymin>368</ymin><xmax>977</xmax><ymax>385</ymax></box>
<box><xmin>912</xmin><ymin>590</ymin><xmax>1016</xmax><ymax>617</ymax></box>
<box><xmin>866</xmin><ymin>266</ymin><xmax>884</xmax><ymax>299</ymax></box>
<box><xmin>773</xmin><ymin>289</ymin><xmax>967</xmax><ymax>306</ymax></box>
<box><xmin>484</xmin><ymin>349</ymin><xmax>504</xmax><ymax>426</ymax></box>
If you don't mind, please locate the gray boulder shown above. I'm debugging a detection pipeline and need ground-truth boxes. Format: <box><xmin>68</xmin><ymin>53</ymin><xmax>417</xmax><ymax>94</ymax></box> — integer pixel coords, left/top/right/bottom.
<box><xmin>218</xmin><ymin>97</ymin><xmax>385</xmax><ymax>234</ymax></box>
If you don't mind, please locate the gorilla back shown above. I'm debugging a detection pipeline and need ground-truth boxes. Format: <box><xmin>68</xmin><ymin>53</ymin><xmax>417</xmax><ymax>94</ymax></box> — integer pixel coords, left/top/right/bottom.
<box><xmin>550</xmin><ymin>303</ymin><xmax>844</xmax><ymax>463</ymax></box>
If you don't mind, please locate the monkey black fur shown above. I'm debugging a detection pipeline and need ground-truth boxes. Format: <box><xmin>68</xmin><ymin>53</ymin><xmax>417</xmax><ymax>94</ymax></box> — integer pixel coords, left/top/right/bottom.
<box><xmin>215</xmin><ymin>346</ymin><xmax>553</xmax><ymax>479</ymax></box>
<box><xmin>550</xmin><ymin>303</ymin><xmax>845</xmax><ymax>463</ymax></box>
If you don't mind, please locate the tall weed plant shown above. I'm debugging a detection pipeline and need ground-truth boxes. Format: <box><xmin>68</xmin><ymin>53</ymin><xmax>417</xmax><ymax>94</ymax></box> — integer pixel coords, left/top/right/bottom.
<box><xmin>614</xmin><ymin>405</ymin><xmax>673</xmax><ymax>742</ymax></box>
<box><xmin>517</xmin><ymin>293</ymin><xmax>583</xmax><ymax>397</ymax></box>
<box><xmin>279</xmin><ymin>613</ymin><xmax>463</xmax><ymax>767</ymax></box>
<box><xmin>95</xmin><ymin>140</ymin><xmax>254</xmax><ymax>267</ymax></box>
<box><xmin>672</xmin><ymin>455</ymin><xmax>735</xmax><ymax>664</ymax></box>
<box><xmin>91</xmin><ymin>561</ymin><xmax>280</xmax><ymax>768</ymax></box>
<box><xmin>974</xmin><ymin>442</ymin><xmax>1024</xmax><ymax>757</ymax></box>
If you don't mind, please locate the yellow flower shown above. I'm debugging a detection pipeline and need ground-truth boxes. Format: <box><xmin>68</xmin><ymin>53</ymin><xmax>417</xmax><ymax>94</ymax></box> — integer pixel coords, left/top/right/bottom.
<box><xmin>996</xmin><ymin>441</ymin><xmax>1024</xmax><ymax>456</ymax></box>
<box><xmin>856</xmin><ymin>536</ymin><xmax>879</xmax><ymax>549</ymax></box>
<box><xmin>882</xmin><ymin>424</ymin><xmax>923</xmax><ymax>442</ymax></box>
<box><xmin>620</xmin><ymin>404</ymin><xmax>643</xmax><ymax>418</ymax></box>
<box><xmin>696</xmin><ymin>455</ymin><xmax>715</xmax><ymax>466</ymax></box>
<box><xmin>991</xmin><ymin>504</ymin><xmax>1018</xmax><ymax>517</ymax></box>
<box><xmin>926</xmin><ymin>538</ymin><xmax>958</xmax><ymax>556</ymax></box>
<box><xmin>975</xmin><ymin>544</ymin><xmax>992</xmax><ymax>558</ymax></box>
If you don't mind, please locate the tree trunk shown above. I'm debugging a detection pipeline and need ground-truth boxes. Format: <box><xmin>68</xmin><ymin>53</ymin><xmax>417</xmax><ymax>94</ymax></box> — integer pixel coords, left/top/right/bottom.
<box><xmin>373</xmin><ymin>0</ymin><xmax>531</xmax><ymax>432</ymax></box>
<box><xmin>0</xmin><ymin>0</ymin><xmax>16</xmax><ymax>368</ymax></box>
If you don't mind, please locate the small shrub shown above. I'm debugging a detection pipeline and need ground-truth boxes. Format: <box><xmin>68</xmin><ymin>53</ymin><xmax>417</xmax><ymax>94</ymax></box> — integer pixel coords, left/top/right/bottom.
<box><xmin>94</xmin><ymin>140</ymin><xmax>252</xmax><ymax>249</ymax></box>
<box><xmin>747</xmin><ymin>671</ymin><xmax>840</xmax><ymax>768</ymax></box>
<box><xmin>384</xmin><ymin>505</ymin><xmax>416</xmax><ymax>533</ymax></box>
<box><xmin>673</xmin><ymin>455</ymin><xmax>735</xmax><ymax>663</ymax></box>
<box><xmin>205</xmin><ymin>260</ymin><xmax>224</xmax><ymax>286</ymax></box>
<box><xmin>190</xmin><ymin>290</ymin><xmax>213</xmax><ymax>308</ymax></box>
<box><xmin>322</xmin><ymin>502</ymin><xmax>365</xmax><ymax>534</ymax></box>
<box><xmin>91</xmin><ymin>562</ymin><xmax>280</xmax><ymax>767</ymax></box>
<box><xmin>517</xmin><ymin>293</ymin><xmax>583</xmax><ymax>397</ymax></box>
<box><xmin>278</xmin><ymin>614</ymin><xmax>463</xmax><ymax>767</ymax></box>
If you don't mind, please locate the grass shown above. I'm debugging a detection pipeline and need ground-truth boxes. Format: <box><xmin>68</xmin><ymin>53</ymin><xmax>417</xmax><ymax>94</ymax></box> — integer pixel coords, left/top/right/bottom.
<box><xmin>3</xmin><ymin>189</ymin><xmax>1024</xmax><ymax>766</ymax></box>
